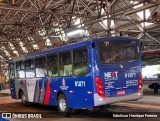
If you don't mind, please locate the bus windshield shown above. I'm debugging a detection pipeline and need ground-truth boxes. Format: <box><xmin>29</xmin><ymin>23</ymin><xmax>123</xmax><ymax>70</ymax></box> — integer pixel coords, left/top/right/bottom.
<box><xmin>98</xmin><ymin>40</ymin><xmax>137</xmax><ymax>64</ymax></box>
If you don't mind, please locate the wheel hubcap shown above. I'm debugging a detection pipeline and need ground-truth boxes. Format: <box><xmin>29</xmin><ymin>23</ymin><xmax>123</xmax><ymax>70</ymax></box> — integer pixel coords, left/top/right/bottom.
<box><xmin>59</xmin><ymin>98</ymin><xmax>66</xmax><ymax>112</ymax></box>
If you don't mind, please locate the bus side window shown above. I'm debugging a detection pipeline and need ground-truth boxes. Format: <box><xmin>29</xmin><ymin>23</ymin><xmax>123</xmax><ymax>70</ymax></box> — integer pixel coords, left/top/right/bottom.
<box><xmin>9</xmin><ymin>69</ymin><xmax>15</xmax><ymax>80</ymax></box>
<box><xmin>47</xmin><ymin>54</ymin><xmax>58</xmax><ymax>77</ymax></box>
<box><xmin>73</xmin><ymin>48</ymin><xmax>88</xmax><ymax>76</ymax></box>
<box><xmin>59</xmin><ymin>52</ymin><xmax>72</xmax><ymax>76</ymax></box>
<box><xmin>25</xmin><ymin>59</ymin><xmax>35</xmax><ymax>78</ymax></box>
<box><xmin>16</xmin><ymin>61</ymin><xmax>25</xmax><ymax>79</ymax></box>
<box><xmin>8</xmin><ymin>62</ymin><xmax>15</xmax><ymax>79</ymax></box>
<box><xmin>35</xmin><ymin>57</ymin><xmax>46</xmax><ymax>77</ymax></box>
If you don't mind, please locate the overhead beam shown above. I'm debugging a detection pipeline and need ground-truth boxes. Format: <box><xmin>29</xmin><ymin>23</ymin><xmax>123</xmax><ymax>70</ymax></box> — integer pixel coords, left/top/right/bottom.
<box><xmin>146</xmin><ymin>24</ymin><xmax>160</xmax><ymax>31</ymax></box>
<box><xmin>125</xmin><ymin>4</ymin><xmax>157</xmax><ymax>15</ymax></box>
<box><xmin>135</xmin><ymin>0</ymin><xmax>160</xmax><ymax>4</ymax></box>
<box><xmin>0</xmin><ymin>22</ymin><xmax>61</xmax><ymax>28</ymax></box>
<box><xmin>143</xmin><ymin>50</ymin><xmax>160</xmax><ymax>55</ymax></box>
<box><xmin>0</xmin><ymin>6</ymin><xmax>97</xmax><ymax>18</ymax></box>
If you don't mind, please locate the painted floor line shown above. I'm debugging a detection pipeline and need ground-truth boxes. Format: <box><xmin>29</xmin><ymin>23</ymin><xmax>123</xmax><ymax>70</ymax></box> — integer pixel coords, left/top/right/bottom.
<box><xmin>115</xmin><ymin>102</ymin><xmax>160</xmax><ymax>110</ymax></box>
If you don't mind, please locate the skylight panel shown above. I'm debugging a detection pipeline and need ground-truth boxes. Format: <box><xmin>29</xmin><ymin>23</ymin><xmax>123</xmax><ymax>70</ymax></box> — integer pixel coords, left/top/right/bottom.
<box><xmin>60</xmin><ymin>33</ymin><xmax>67</xmax><ymax>42</ymax></box>
<box><xmin>13</xmin><ymin>50</ymin><xmax>19</xmax><ymax>56</ymax></box>
<box><xmin>100</xmin><ymin>8</ymin><xmax>114</xmax><ymax>29</ymax></box>
<box><xmin>130</xmin><ymin>1</ymin><xmax>153</xmax><ymax>27</ymax></box>
<box><xmin>33</xmin><ymin>44</ymin><xmax>39</xmax><ymax>49</ymax></box>
<box><xmin>39</xmin><ymin>29</ymin><xmax>46</xmax><ymax>36</ymax></box>
<box><xmin>45</xmin><ymin>38</ymin><xmax>52</xmax><ymax>46</ymax></box>
<box><xmin>11</xmin><ymin>46</ymin><xmax>15</xmax><ymax>50</ymax></box>
<box><xmin>4</xmin><ymin>50</ymin><xmax>9</xmax><ymax>54</ymax></box>
<box><xmin>136</xmin><ymin>9</ymin><xmax>150</xmax><ymax>20</ymax></box>
<box><xmin>8</xmin><ymin>42</ymin><xmax>15</xmax><ymax>50</ymax></box>
<box><xmin>78</xmin><ymin>24</ymin><xmax>84</xmax><ymax>28</ymax></box>
<box><xmin>22</xmin><ymin>47</ymin><xmax>28</xmax><ymax>53</ymax></box>
<box><xmin>55</xmin><ymin>28</ymin><xmax>68</xmax><ymax>41</ymax></box>
<box><xmin>137</xmin><ymin>9</ymin><xmax>153</xmax><ymax>27</ymax></box>
<box><xmin>28</xmin><ymin>37</ymin><xmax>34</xmax><ymax>41</ymax></box>
<box><xmin>0</xmin><ymin>55</ymin><xmax>3</xmax><ymax>59</ymax></box>
<box><xmin>19</xmin><ymin>41</ymin><xmax>28</xmax><ymax>53</ymax></box>
<box><xmin>74</xmin><ymin>18</ymin><xmax>80</xmax><ymax>25</ymax></box>
<box><xmin>19</xmin><ymin>42</ymin><xmax>24</xmax><ymax>46</ymax></box>
<box><xmin>133</xmin><ymin>3</ymin><xmax>143</xmax><ymax>9</ymax></box>
<box><xmin>4</xmin><ymin>50</ymin><xmax>11</xmax><ymax>57</ymax></box>
<box><xmin>9</xmin><ymin>42</ymin><xmax>13</xmax><ymax>47</ymax></box>
<box><xmin>55</xmin><ymin>28</ymin><xmax>60</xmax><ymax>32</ymax></box>
<box><xmin>1</xmin><ymin>46</ymin><xmax>5</xmax><ymax>50</ymax></box>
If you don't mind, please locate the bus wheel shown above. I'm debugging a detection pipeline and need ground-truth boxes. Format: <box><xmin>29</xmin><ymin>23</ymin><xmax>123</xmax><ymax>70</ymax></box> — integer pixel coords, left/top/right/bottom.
<box><xmin>57</xmin><ymin>94</ymin><xmax>69</xmax><ymax>114</ymax></box>
<box><xmin>57</xmin><ymin>94</ymin><xmax>74</xmax><ymax>116</ymax></box>
<box><xmin>20</xmin><ymin>92</ymin><xmax>30</xmax><ymax>106</ymax></box>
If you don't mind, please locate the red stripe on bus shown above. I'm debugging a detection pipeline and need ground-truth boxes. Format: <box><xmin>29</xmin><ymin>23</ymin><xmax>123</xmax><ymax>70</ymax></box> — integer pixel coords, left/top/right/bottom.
<box><xmin>44</xmin><ymin>80</ymin><xmax>51</xmax><ymax>105</ymax></box>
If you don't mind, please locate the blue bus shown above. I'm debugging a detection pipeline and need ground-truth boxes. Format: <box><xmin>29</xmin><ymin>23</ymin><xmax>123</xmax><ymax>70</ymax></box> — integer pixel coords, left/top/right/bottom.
<box><xmin>8</xmin><ymin>36</ymin><xmax>143</xmax><ymax>113</ymax></box>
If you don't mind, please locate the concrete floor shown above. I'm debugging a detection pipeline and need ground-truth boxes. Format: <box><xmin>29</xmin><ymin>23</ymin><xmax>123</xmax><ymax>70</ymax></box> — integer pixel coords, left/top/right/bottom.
<box><xmin>0</xmin><ymin>89</ymin><xmax>160</xmax><ymax>121</ymax></box>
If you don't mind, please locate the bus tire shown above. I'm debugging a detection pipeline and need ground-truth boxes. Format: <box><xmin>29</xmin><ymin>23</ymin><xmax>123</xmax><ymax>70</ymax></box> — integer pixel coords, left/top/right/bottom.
<box><xmin>57</xmin><ymin>94</ymin><xmax>72</xmax><ymax>115</ymax></box>
<box><xmin>20</xmin><ymin>92</ymin><xmax>30</xmax><ymax>106</ymax></box>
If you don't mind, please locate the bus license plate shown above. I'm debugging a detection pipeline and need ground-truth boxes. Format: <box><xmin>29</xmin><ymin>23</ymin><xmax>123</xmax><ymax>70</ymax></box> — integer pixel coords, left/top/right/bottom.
<box><xmin>117</xmin><ymin>90</ymin><xmax>126</xmax><ymax>95</ymax></box>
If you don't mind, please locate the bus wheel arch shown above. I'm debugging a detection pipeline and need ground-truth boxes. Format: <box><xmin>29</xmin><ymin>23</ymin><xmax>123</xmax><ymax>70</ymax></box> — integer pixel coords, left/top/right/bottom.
<box><xmin>56</xmin><ymin>91</ymin><xmax>65</xmax><ymax>105</ymax></box>
<box><xmin>18</xmin><ymin>89</ymin><xmax>30</xmax><ymax>106</ymax></box>
<box><xmin>57</xmin><ymin>93</ymin><xmax>68</xmax><ymax>113</ymax></box>
<box><xmin>18</xmin><ymin>89</ymin><xmax>23</xmax><ymax>99</ymax></box>
<box><xmin>56</xmin><ymin>91</ymin><xmax>74</xmax><ymax>114</ymax></box>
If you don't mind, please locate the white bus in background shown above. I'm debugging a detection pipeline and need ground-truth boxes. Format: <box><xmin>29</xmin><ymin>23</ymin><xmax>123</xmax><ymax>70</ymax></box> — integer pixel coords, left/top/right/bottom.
<box><xmin>142</xmin><ymin>65</ymin><xmax>160</xmax><ymax>79</ymax></box>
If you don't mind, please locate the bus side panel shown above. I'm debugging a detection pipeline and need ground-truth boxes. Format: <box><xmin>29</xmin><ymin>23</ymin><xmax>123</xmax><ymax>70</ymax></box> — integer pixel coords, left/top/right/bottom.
<box><xmin>14</xmin><ymin>79</ymin><xmax>34</xmax><ymax>102</ymax></box>
<box><xmin>44</xmin><ymin>77</ymin><xmax>57</xmax><ymax>106</ymax></box>
<box><xmin>48</xmin><ymin>45</ymin><xmax>95</xmax><ymax>109</ymax></box>
<box><xmin>32</xmin><ymin>78</ymin><xmax>55</xmax><ymax>105</ymax></box>
<box><xmin>42</xmin><ymin>76</ymin><xmax>94</xmax><ymax>108</ymax></box>
<box><xmin>50</xmin><ymin>76</ymin><xmax>94</xmax><ymax>108</ymax></box>
<box><xmin>13</xmin><ymin>79</ymin><xmax>28</xmax><ymax>100</ymax></box>
<box><xmin>66</xmin><ymin>45</ymin><xmax>94</xmax><ymax>108</ymax></box>
<box><xmin>71</xmin><ymin>76</ymin><xmax>94</xmax><ymax>108</ymax></box>
<box><xmin>26</xmin><ymin>79</ymin><xmax>37</xmax><ymax>102</ymax></box>
<box><xmin>15</xmin><ymin>78</ymin><xmax>52</xmax><ymax>104</ymax></box>
<box><xmin>10</xmin><ymin>79</ymin><xmax>17</xmax><ymax>99</ymax></box>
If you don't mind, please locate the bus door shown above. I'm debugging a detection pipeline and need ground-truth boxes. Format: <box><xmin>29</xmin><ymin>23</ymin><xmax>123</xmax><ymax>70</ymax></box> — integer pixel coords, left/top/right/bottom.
<box><xmin>9</xmin><ymin>68</ymin><xmax>16</xmax><ymax>99</ymax></box>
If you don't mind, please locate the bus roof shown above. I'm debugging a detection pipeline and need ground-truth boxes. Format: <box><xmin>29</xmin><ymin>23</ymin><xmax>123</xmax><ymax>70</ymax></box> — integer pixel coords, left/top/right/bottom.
<box><xmin>24</xmin><ymin>36</ymin><xmax>139</xmax><ymax>60</ymax></box>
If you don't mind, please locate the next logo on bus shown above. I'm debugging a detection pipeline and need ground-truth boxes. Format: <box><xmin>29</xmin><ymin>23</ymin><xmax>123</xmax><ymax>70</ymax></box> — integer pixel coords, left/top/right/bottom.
<box><xmin>104</xmin><ymin>71</ymin><xmax>118</xmax><ymax>80</ymax></box>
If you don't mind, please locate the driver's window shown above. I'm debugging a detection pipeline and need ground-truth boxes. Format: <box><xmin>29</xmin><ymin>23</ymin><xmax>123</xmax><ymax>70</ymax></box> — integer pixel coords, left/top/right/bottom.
<box><xmin>9</xmin><ymin>69</ymin><xmax>15</xmax><ymax>79</ymax></box>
